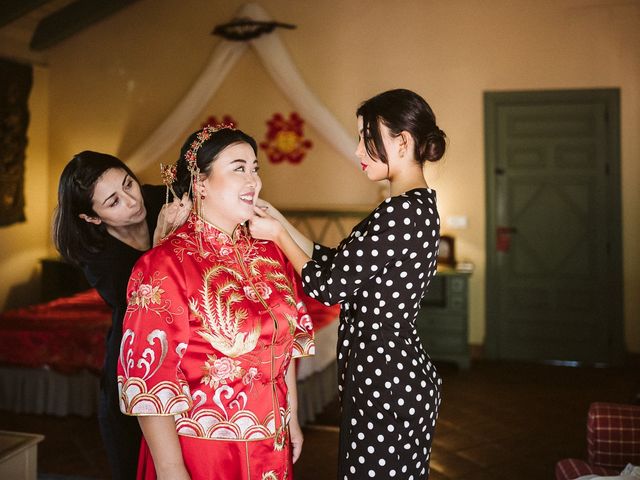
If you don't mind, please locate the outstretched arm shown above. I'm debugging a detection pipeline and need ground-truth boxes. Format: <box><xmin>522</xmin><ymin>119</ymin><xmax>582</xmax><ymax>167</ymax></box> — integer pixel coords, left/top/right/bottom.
<box><xmin>255</xmin><ymin>199</ymin><xmax>314</xmax><ymax>257</ymax></box>
<box><xmin>249</xmin><ymin>206</ymin><xmax>311</xmax><ymax>276</ymax></box>
<box><xmin>137</xmin><ymin>416</ymin><xmax>190</xmax><ymax>480</ymax></box>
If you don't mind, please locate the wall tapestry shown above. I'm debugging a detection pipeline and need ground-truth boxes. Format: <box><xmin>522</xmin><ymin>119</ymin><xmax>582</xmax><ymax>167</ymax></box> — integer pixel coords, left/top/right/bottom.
<box><xmin>260</xmin><ymin>112</ymin><xmax>312</xmax><ymax>164</ymax></box>
<box><xmin>0</xmin><ymin>58</ymin><xmax>32</xmax><ymax>227</ymax></box>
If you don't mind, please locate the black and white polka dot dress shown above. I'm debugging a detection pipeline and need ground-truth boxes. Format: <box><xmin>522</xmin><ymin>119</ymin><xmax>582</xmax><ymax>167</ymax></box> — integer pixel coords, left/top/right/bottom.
<box><xmin>302</xmin><ymin>188</ymin><xmax>442</xmax><ymax>480</ymax></box>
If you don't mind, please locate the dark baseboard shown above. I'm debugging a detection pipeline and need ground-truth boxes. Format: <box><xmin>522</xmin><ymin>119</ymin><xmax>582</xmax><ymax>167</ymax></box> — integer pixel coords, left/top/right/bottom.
<box><xmin>469</xmin><ymin>343</ymin><xmax>484</xmax><ymax>360</ymax></box>
<box><xmin>625</xmin><ymin>352</ymin><xmax>640</xmax><ymax>369</ymax></box>
<box><xmin>467</xmin><ymin>344</ymin><xmax>640</xmax><ymax>370</ymax></box>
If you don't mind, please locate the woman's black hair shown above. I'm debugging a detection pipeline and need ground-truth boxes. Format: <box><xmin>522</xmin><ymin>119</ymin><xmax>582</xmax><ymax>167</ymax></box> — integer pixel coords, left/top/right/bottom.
<box><xmin>356</xmin><ymin>88</ymin><xmax>446</xmax><ymax>165</ymax></box>
<box><xmin>52</xmin><ymin>151</ymin><xmax>140</xmax><ymax>266</ymax></box>
<box><xmin>174</xmin><ymin>127</ymin><xmax>258</xmax><ymax>197</ymax></box>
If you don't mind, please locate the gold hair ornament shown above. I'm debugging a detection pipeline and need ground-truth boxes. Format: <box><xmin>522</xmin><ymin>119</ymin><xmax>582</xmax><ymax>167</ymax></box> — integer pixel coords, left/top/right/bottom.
<box><xmin>160</xmin><ymin>162</ymin><xmax>178</xmax><ymax>203</ymax></box>
<box><xmin>184</xmin><ymin>123</ymin><xmax>236</xmax><ymax>177</ymax></box>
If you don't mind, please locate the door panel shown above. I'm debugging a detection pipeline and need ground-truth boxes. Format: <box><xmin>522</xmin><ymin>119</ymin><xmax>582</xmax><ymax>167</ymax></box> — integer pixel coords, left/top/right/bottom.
<box><xmin>485</xmin><ymin>90</ymin><xmax>622</xmax><ymax>364</ymax></box>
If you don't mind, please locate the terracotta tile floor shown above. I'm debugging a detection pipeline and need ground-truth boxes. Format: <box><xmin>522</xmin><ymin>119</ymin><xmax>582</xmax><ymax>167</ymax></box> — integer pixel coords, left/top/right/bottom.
<box><xmin>2</xmin><ymin>360</ymin><xmax>637</xmax><ymax>479</ymax></box>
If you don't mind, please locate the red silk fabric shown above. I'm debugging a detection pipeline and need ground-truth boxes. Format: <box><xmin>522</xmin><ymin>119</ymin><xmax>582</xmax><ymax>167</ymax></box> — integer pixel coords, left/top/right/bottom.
<box><xmin>0</xmin><ymin>257</ymin><xmax>337</xmax><ymax>377</ymax></box>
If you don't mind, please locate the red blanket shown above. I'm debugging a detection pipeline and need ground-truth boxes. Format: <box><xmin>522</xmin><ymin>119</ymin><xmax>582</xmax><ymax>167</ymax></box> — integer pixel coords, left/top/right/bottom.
<box><xmin>0</xmin><ymin>288</ymin><xmax>339</xmax><ymax>374</ymax></box>
<box><xmin>0</xmin><ymin>289</ymin><xmax>111</xmax><ymax>373</ymax></box>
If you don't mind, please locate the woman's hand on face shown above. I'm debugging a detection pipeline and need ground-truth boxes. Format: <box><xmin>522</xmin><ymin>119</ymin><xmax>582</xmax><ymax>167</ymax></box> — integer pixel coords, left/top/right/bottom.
<box><xmin>255</xmin><ymin>198</ymin><xmax>286</xmax><ymax>223</ymax></box>
<box><xmin>255</xmin><ymin>197</ymin><xmax>272</xmax><ymax>211</ymax></box>
<box><xmin>248</xmin><ymin>205</ymin><xmax>284</xmax><ymax>242</ymax></box>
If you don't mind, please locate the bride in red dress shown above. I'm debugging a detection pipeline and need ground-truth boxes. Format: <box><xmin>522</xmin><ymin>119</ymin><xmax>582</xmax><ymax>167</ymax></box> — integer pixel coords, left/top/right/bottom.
<box><xmin>117</xmin><ymin>125</ymin><xmax>314</xmax><ymax>480</ymax></box>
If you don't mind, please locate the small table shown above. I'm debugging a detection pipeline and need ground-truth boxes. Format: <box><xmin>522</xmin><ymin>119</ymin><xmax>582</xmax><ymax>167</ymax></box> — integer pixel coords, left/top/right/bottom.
<box><xmin>0</xmin><ymin>431</ymin><xmax>44</xmax><ymax>480</ymax></box>
<box><xmin>416</xmin><ymin>267</ymin><xmax>473</xmax><ymax>369</ymax></box>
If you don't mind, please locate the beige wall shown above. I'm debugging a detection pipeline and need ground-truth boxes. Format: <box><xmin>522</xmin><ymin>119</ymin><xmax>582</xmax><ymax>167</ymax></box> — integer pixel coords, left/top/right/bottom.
<box><xmin>0</xmin><ymin>66</ymin><xmax>49</xmax><ymax>310</ymax></box>
<box><xmin>7</xmin><ymin>0</ymin><xmax>640</xmax><ymax>351</ymax></box>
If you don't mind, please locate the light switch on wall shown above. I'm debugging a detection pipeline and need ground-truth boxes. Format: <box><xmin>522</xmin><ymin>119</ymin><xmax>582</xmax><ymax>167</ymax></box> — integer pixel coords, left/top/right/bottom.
<box><xmin>446</xmin><ymin>215</ymin><xmax>468</xmax><ymax>229</ymax></box>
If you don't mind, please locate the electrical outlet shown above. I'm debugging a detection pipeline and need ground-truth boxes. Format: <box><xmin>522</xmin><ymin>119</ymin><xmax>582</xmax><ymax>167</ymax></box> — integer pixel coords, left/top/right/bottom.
<box><xmin>446</xmin><ymin>216</ymin><xmax>468</xmax><ymax>229</ymax></box>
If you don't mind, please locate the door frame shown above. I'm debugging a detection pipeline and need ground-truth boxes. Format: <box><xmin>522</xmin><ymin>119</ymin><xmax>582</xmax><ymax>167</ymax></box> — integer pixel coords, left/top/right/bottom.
<box><xmin>484</xmin><ymin>88</ymin><xmax>624</xmax><ymax>364</ymax></box>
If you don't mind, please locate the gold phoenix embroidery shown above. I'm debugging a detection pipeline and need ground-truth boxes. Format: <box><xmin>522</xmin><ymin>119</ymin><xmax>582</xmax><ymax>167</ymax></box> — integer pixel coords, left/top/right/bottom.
<box><xmin>189</xmin><ymin>251</ymin><xmax>303</xmax><ymax>358</ymax></box>
<box><xmin>190</xmin><ymin>265</ymin><xmax>259</xmax><ymax>358</ymax></box>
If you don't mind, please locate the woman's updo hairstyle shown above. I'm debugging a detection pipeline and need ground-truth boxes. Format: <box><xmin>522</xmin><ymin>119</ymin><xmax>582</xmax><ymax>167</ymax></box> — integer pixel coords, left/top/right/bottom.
<box><xmin>356</xmin><ymin>88</ymin><xmax>446</xmax><ymax>165</ymax></box>
<box><xmin>174</xmin><ymin>127</ymin><xmax>257</xmax><ymax>198</ymax></box>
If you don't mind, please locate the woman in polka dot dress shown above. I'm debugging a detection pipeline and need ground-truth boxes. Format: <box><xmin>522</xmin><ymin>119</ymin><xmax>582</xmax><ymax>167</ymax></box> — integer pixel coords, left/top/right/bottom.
<box><xmin>250</xmin><ymin>88</ymin><xmax>446</xmax><ymax>479</ymax></box>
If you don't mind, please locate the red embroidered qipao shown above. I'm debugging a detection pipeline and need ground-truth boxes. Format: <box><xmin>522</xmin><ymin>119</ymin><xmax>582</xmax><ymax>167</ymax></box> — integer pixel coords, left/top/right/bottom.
<box><xmin>118</xmin><ymin>214</ymin><xmax>315</xmax><ymax>480</ymax></box>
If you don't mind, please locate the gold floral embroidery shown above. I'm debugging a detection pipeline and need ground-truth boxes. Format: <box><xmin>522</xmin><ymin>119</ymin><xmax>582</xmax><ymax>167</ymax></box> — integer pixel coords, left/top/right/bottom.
<box><xmin>172</xmin><ymin>232</ymin><xmax>209</xmax><ymax>262</ymax></box>
<box><xmin>242</xmin><ymin>366</ymin><xmax>262</xmax><ymax>388</ymax></box>
<box><xmin>201</xmin><ymin>354</ymin><xmax>244</xmax><ymax>389</ymax></box>
<box><xmin>262</xmin><ymin>471</ymin><xmax>278</xmax><ymax>480</ymax></box>
<box><xmin>126</xmin><ymin>271</ymin><xmax>183</xmax><ymax>323</ymax></box>
<box><xmin>243</xmin><ymin>281</ymin><xmax>272</xmax><ymax>302</ymax></box>
<box><xmin>130</xmin><ymin>283</ymin><xmax>162</xmax><ymax>309</ymax></box>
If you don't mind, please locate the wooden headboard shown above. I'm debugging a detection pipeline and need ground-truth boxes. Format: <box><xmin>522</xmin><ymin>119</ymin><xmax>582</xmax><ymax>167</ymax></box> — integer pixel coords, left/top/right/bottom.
<box><xmin>280</xmin><ymin>208</ymin><xmax>369</xmax><ymax>247</ymax></box>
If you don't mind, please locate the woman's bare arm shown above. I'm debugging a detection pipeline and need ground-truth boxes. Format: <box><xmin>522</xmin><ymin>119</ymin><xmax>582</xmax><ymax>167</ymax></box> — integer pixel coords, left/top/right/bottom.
<box><xmin>285</xmin><ymin>361</ymin><xmax>303</xmax><ymax>463</ymax></box>
<box><xmin>137</xmin><ymin>416</ymin><xmax>190</xmax><ymax>480</ymax></box>
<box><xmin>250</xmin><ymin>206</ymin><xmax>311</xmax><ymax>276</ymax></box>
<box><xmin>255</xmin><ymin>199</ymin><xmax>314</xmax><ymax>256</ymax></box>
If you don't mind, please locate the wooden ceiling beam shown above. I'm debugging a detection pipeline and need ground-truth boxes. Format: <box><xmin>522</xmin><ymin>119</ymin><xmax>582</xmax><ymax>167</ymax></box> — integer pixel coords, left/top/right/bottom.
<box><xmin>0</xmin><ymin>0</ymin><xmax>50</xmax><ymax>28</ymax></box>
<box><xmin>29</xmin><ymin>0</ymin><xmax>139</xmax><ymax>51</ymax></box>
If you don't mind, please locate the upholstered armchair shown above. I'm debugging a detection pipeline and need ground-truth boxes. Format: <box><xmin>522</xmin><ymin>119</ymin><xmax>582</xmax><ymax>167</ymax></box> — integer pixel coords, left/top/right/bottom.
<box><xmin>555</xmin><ymin>402</ymin><xmax>640</xmax><ymax>480</ymax></box>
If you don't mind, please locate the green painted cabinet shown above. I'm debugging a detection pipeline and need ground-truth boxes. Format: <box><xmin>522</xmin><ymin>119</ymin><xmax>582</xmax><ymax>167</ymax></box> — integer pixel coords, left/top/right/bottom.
<box><xmin>416</xmin><ymin>269</ymin><xmax>471</xmax><ymax>369</ymax></box>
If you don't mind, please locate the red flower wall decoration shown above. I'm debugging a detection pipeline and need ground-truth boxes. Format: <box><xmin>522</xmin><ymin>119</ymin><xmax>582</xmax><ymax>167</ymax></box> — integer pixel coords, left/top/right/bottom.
<box><xmin>201</xmin><ymin>114</ymin><xmax>237</xmax><ymax>129</ymax></box>
<box><xmin>260</xmin><ymin>112</ymin><xmax>313</xmax><ymax>164</ymax></box>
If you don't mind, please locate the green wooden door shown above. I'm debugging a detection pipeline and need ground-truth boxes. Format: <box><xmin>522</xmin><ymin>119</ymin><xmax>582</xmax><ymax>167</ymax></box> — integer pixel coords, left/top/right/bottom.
<box><xmin>485</xmin><ymin>89</ymin><xmax>623</xmax><ymax>364</ymax></box>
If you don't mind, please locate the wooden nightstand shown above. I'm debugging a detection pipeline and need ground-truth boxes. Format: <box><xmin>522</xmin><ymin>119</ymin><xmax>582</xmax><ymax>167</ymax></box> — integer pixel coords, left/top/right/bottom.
<box><xmin>416</xmin><ymin>269</ymin><xmax>472</xmax><ymax>369</ymax></box>
<box><xmin>0</xmin><ymin>431</ymin><xmax>44</xmax><ymax>480</ymax></box>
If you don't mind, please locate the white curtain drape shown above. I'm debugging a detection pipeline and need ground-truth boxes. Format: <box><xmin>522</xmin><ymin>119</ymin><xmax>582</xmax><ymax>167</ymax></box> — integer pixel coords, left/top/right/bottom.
<box><xmin>126</xmin><ymin>3</ymin><xmax>357</xmax><ymax>173</ymax></box>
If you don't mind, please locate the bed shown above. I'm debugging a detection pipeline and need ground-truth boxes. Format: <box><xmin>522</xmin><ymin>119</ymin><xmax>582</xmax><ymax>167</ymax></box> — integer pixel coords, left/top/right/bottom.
<box><xmin>0</xmin><ymin>208</ymin><xmax>366</xmax><ymax>423</ymax></box>
<box><xmin>0</xmin><ymin>289</ymin><xmax>108</xmax><ymax>416</ymax></box>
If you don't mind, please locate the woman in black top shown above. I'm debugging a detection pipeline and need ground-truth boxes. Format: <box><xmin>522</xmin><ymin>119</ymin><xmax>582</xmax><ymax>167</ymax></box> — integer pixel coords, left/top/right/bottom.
<box><xmin>53</xmin><ymin>151</ymin><xmax>190</xmax><ymax>480</ymax></box>
<box><xmin>250</xmin><ymin>89</ymin><xmax>447</xmax><ymax>479</ymax></box>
